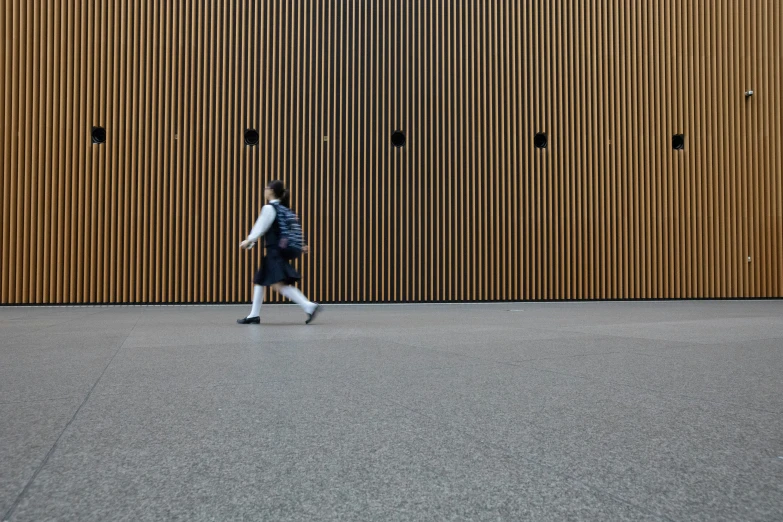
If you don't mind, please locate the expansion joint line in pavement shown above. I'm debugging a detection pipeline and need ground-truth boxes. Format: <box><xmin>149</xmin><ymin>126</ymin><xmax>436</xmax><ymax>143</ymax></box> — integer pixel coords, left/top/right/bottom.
<box><xmin>2</xmin><ymin>310</ymin><xmax>145</xmax><ymax>522</ymax></box>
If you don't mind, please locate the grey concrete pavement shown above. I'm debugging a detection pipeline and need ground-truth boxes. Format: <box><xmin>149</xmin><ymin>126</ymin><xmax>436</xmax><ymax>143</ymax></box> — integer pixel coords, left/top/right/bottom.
<box><xmin>1</xmin><ymin>301</ymin><xmax>782</xmax><ymax>521</ymax></box>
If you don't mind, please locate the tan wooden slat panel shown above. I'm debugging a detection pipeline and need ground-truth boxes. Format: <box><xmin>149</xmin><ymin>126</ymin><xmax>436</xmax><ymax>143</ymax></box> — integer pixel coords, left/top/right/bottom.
<box><xmin>1</xmin><ymin>0</ymin><xmax>781</xmax><ymax>304</ymax></box>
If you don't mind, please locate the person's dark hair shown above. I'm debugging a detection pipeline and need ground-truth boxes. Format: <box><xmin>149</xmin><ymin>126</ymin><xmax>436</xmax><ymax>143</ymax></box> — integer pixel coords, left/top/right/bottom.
<box><xmin>267</xmin><ymin>180</ymin><xmax>289</xmax><ymax>207</ymax></box>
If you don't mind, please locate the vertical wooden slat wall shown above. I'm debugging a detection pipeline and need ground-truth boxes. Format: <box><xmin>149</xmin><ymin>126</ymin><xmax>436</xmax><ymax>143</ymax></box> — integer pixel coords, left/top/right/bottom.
<box><xmin>1</xmin><ymin>0</ymin><xmax>781</xmax><ymax>304</ymax></box>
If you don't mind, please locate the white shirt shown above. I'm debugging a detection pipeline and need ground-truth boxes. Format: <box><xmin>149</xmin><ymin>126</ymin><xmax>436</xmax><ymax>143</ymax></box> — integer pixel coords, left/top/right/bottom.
<box><xmin>246</xmin><ymin>200</ymin><xmax>279</xmax><ymax>243</ymax></box>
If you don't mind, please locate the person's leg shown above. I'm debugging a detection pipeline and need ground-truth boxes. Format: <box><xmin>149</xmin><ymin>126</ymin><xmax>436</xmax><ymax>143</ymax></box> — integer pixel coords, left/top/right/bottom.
<box><xmin>278</xmin><ymin>284</ymin><xmax>318</xmax><ymax>316</ymax></box>
<box><xmin>237</xmin><ymin>285</ymin><xmax>264</xmax><ymax>324</ymax></box>
<box><xmin>249</xmin><ymin>285</ymin><xmax>265</xmax><ymax>317</ymax></box>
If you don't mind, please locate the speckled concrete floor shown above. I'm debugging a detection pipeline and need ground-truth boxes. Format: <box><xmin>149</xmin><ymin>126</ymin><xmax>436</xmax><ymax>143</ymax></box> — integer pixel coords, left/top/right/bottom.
<box><xmin>2</xmin><ymin>300</ymin><xmax>782</xmax><ymax>521</ymax></box>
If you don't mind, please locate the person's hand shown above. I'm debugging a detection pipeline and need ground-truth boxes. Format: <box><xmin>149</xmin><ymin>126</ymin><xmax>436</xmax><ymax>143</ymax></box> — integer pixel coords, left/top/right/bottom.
<box><xmin>240</xmin><ymin>239</ymin><xmax>255</xmax><ymax>250</ymax></box>
<box><xmin>303</xmin><ymin>245</ymin><xmax>310</xmax><ymax>254</ymax></box>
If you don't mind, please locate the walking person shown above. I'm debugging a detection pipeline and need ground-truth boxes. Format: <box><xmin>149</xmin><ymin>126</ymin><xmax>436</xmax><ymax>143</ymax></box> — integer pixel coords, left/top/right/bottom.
<box><xmin>237</xmin><ymin>180</ymin><xmax>320</xmax><ymax>324</ymax></box>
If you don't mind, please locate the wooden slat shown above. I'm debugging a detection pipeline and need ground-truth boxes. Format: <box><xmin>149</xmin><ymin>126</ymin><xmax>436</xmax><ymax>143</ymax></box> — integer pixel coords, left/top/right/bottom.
<box><xmin>1</xmin><ymin>0</ymin><xmax>781</xmax><ymax>304</ymax></box>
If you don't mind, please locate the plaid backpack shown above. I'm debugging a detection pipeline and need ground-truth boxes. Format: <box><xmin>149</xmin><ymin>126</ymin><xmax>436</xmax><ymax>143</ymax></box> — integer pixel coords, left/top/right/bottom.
<box><xmin>271</xmin><ymin>202</ymin><xmax>304</xmax><ymax>259</ymax></box>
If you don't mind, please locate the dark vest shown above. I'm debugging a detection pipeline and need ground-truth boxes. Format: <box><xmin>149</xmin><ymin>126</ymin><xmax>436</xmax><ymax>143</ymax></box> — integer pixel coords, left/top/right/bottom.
<box><xmin>264</xmin><ymin>209</ymin><xmax>282</xmax><ymax>249</ymax></box>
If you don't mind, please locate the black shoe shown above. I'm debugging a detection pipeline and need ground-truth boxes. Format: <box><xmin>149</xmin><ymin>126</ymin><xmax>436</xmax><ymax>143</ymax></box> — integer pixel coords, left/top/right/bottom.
<box><xmin>305</xmin><ymin>304</ymin><xmax>321</xmax><ymax>325</ymax></box>
<box><xmin>237</xmin><ymin>316</ymin><xmax>260</xmax><ymax>325</ymax></box>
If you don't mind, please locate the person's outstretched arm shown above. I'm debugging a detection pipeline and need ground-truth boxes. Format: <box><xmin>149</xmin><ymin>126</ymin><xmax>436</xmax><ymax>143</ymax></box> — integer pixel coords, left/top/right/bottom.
<box><xmin>240</xmin><ymin>205</ymin><xmax>277</xmax><ymax>249</ymax></box>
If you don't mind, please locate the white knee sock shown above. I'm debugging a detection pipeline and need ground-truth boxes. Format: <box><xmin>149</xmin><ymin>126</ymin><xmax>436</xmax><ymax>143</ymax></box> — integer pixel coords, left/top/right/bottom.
<box><xmin>279</xmin><ymin>285</ymin><xmax>316</xmax><ymax>314</ymax></box>
<box><xmin>248</xmin><ymin>285</ymin><xmax>264</xmax><ymax>317</ymax></box>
